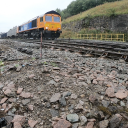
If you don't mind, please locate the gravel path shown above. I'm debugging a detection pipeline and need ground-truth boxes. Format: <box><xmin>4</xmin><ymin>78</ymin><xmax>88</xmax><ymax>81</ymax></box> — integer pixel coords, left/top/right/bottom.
<box><xmin>0</xmin><ymin>39</ymin><xmax>128</xmax><ymax>128</ymax></box>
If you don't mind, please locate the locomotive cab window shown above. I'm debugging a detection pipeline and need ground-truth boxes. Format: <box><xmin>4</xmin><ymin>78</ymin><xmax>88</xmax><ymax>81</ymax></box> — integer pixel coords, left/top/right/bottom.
<box><xmin>40</xmin><ymin>17</ymin><xmax>43</xmax><ymax>22</ymax></box>
<box><xmin>54</xmin><ymin>16</ymin><xmax>60</xmax><ymax>22</ymax></box>
<box><xmin>45</xmin><ymin>16</ymin><xmax>52</xmax><ymax>22</ymax></box>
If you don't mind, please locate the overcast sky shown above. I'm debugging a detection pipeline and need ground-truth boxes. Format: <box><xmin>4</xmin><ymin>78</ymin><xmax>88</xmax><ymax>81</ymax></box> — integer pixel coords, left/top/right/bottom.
<box><xmin>0</xmin><ymin>0</ymin><xmax>74</xmax><ymax>32</ymax></box>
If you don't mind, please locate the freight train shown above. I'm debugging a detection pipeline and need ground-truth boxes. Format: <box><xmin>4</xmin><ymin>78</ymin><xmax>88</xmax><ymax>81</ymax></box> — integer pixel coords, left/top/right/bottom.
<box><xmin>0</xmin><ymin>10</ymin><xmax>62</xmax><ymax>39</ymax></box>
<box><xmin>0</xmin><ymin>33</ymin><xmax>7</xmax><ymax>38</ymax></box>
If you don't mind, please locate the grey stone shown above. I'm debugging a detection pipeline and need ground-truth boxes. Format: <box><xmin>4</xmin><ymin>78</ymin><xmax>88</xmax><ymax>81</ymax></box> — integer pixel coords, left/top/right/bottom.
<box><xmin>5</xmin><ymin>116</ymin><xmax>13</xmax><ymax>124</ymax></box>
<box><xmin>110</xmin><ymin>98</ymin><xmax>119</xmax><ymax>104</ymax></box>
<box><xmin>63</xmin><ymin>91</ymin><xmax>71</xmax><ymax>97</ymax></box>
<box><xmin>75</xmin><ymin>104</ymin><xmax>83</xmax><ymax>110</ymax></box>
<box><xmin>79</xmin><ymin>100</ymin><xmax>84</xmax><ymax>105</ymax></box>
<box><xmin>68</xmin><ymin>104</ymin><xmax>74</xmax><ymax>110</ymax></box>
<box><xmin>100</xmin><ymin>92</ymin><xmax>105</xmax><ymax>95</ymax></box>
<box><xmin>59</xmin><ymin>97</ymin><xmax>66</xmax><ymax>106</ymax></box>
<box><xmin>89</xmin><ymin>94</ymin><xmax>97</xmax><ymax>103</ymax></box>
<box><xmin>71</xmin><ymin>94</ymin><xmax>77</xmax><ymax>99</ymax></box>
<box><xmin>16</xmin><ymin>66</ymin><xmax>22</xmax><ymax>72</ymax></box>
<box><xmin>78</xmin><ymin>82</ymin><xmax>87</xmax><ymax>86</ymax></box>
<box><xmin>72</xmin><ymin>123</ymin><xmax>78</xmax><ymax>128</ymax></box>
<box><xmin>99</xmin><ymin>120</ymin><xmax>109</xmax><ymax>128</ymax></box>
<box><xmin>98</xmin><ymin>111</ymin><xmax>105</xmax><ymax>120</ymax></box>
<box><xmin>67</xmin><ymin>114</ymin><xmax>79</xmax><ymax>123</ymax></box>
<box><xmin>108</xmin><ymin>106</ymin><xmax>118</xmax><ymax>114</ymax></box>
<box><xmin>50</xmin><ymin>109</ymin><xmax>59</xmax><ymax>117</ymax></box>
<box><xmin>46</xmin><ymin>102</ymin><xmax>51</xmax><ymax>108</ymax></box>
<box><xmin>22</xmin><ymin>99</ymin><xmax>30</xmax><ymax>105</ymax></box>
<box><xmin>55</xmin><ymin>104</ymin><xmax>59</xmax><ymax>110</ymax></box>
<box><xmin>0</xmin><ymin>82</ymin><xmax>4</xmax><ymax>89</ymax></box>
<box><xmin>47</xmin><ymin>80</ymin><xmax>56</xmax><ymax>85</ymax></box>
<box><xmin>120</xmin><ymin>101</ymin><xmax>125</xmax><ymax>107</ymax></box>
<box><xmin>8</xmin><ymin>111</ymin><xmax>14</xmax><ymax>116</ymax></box>
<box><xmin>11</xmin><ymin>108</ymin><xmax>16</xmax><ymax>114</ymax></box>
<box><xmin>4</xmin><ymin>90</ymin><xmax>16</xmax><ymax>97</ymax></box>
<box><xmin>105</xmin><ymin>87</ymin><xmax>115</xmax><ymax>97</ymax></box>
<box><xmin>87</xmin><ymin>79</ymin><xmax>91</xmax><ymax>84</ymax></box>
<box><xmin>110</xmin><ymin>114</ymin><xmax>122</xmax><ymax>128</ymax></box>
<box><xmin>8</xmin><ymin>98</ymin><xmax>17</xmax><ymax>103</ymax></box>
<box><xmin>50</xmin><ymin>93</ymin><xmax>61</xmax><ymax>103</ymax></box>
<box><xmin>114</xmin><ymin>86</ymin><xmax>126</xmax><ymax>93</ymax></box>
<box><xmin>102</xmin><ymin>100</ymin><xmax>110</xmax><ymax>108</ymax></box>
<box><xmin>80</xmin><ymin>116</ymin><xmax>87</xmax><ymax>126</ymax></box>
<box><xmin>37</xmin><ymin>86</ymin><xmax>41</xmax><ymax>91</ymax></box>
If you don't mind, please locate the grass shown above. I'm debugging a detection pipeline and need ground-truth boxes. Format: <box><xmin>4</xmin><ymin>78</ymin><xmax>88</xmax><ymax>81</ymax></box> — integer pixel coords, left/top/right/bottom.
<box><xmin>62</xmin><ymin>0</ymin><xmax>128</xmax><ymax>24</ymax></box>
<box><xmin>42</xmin><ymin>61</ymin><xmax>48</xmax><ymax>65</ymax></box>
<box><xmin>51</xmin><ymin>62</ymin><xmax>57</xmax><ymax>67</ymax></box>
<box><xmin>60</xmin><ymin>28</ymin><xmax>111</xmax><ymax>39</ymax></box>
<box><xmin>15</xmin><ymin>64</ymin><xmax>20</xmax><ymax>68</ymax></box>
<box><xmin>0</xmin><ymin>66</ymin><xmax>5</xmax><ymax>74</ymax></box>
<box><xmin>60</xmin><ymin>28</ymin><xmax>128</xmax><ymax>42</ymax></box>
<box><xmin>60</xmin><ymin>29</ymin><xmax>77</xmax><ymax>39</ymax></box>
<box><xmin>0</xmin><ymin>61</ymin><xmax>4</xmax><ymax>66</ymax></box>
<box><xmin>32</xmin><ymin>57</ymin><xmax>36</xmax><ymax>61</ymax></box>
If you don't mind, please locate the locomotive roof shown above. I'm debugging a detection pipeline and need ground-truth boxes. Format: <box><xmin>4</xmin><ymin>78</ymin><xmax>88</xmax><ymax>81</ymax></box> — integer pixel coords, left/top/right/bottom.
<box><xmin>19</xmin><ymin>10</ymin><xmax>60</xmax><ymax>26</ymax></box>
<box><xmin>45</xmin><ymin>10</ymin><xmax>60</xmax><ymax>16</ymax></box>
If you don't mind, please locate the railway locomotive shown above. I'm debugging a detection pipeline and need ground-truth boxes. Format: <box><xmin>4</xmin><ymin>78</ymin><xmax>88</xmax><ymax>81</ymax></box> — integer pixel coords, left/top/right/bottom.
<box><xmin>1</xmin><ymin>10</ymin><xmax>62</xmax><ymax>39</ymax></box>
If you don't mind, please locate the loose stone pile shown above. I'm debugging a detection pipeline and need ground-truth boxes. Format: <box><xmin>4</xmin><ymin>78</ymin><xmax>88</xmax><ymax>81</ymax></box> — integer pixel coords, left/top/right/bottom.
<box><xmin>0</xmin><ymin>39</ymin><xmax>128</xmax><ymax>128</ymax></box>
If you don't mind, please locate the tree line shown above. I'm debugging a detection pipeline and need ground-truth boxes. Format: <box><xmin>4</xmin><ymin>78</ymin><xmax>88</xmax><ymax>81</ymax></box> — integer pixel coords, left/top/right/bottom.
<box><xmin>56</xmin><ymin>0</ymin><xmax>122</xmax><ymax>20</ymax></box>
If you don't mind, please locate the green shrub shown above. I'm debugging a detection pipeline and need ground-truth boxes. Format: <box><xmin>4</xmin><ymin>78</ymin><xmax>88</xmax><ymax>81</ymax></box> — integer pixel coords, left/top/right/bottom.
<box><xmin>107</xmin><ymin>8</ymin><xmax>117</xmax><ymax>17</ymax></box>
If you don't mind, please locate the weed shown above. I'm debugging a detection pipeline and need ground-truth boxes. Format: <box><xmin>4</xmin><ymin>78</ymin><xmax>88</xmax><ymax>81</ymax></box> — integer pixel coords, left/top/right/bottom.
<box><xmin>98</xmin><ymin>105</ymin><xmax>112</xmax><ymax>115</ymax></box>
<box><xmin>65</xmin><ymin>57</ymin><xmax>68</xmax><ymax>60</ymax></box>
<box><xmin>108</xmin><ymin>8</ymin><xmax>117</xmax><ymax>17</ymax></box>
<box><xmin>43</xmin><ymin>62</ymin><xmax>48</xmax><ymax>65</ymax></box>
<box><xmin>32</xmin><ymin>57</ymin><xmax>36</xmax><ymax>61</ymax></box>
<box><xmin>0</xmin><ymin>66</ymin><xmax>5</xmax><ymax>74</ymax></box>
<box><xmin>78</xmin><ymin>28</ymin><xmax>101</xmax><ymax>34</ymax></box>
<box><xmin>51</xmin><ymin>62</ymin><xmax>57</xmax><ymax>67</ymax></box>
<box><xmin>0</xmin><ymin>61</ymin><xmax>4</xmax><ymax>66</ymax></box>
<box><xmin>60</xmin><ymin>30</ymin><xmax>76</xmax><ymax>39</ymax></box>
<box><xmin>15</xmin><ymin>64</ymin><xmax>20</xmax><ymax>68</ymax></box>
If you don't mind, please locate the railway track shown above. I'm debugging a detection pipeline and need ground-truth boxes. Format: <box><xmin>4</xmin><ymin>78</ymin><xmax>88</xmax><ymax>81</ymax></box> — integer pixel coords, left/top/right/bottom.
<box><xmin>3</xmin><ymin>39</ymin><xmax>128</xmax><ymax>61</ymax></box>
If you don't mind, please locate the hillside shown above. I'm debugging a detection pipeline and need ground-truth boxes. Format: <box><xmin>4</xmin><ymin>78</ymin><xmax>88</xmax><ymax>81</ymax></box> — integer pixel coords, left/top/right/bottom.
<box><xmin>62</xmin><ymin>0</ymin><xmax>128</xmax><ymax>24</ymax></box>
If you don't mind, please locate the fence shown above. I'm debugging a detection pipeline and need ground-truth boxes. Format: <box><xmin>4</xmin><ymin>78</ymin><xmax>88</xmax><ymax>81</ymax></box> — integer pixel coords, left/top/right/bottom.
<box><xmin>77</xmin><ymin>34</ymin><xmax>125</xmax><ymax>42</ymax></box>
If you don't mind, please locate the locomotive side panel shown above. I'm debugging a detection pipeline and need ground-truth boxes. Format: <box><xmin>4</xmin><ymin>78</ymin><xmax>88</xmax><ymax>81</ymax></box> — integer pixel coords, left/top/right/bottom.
<box><xmin>37</xmin><ymin>16</ymin><xmax>44</xmax><ymax>29</ymax></box>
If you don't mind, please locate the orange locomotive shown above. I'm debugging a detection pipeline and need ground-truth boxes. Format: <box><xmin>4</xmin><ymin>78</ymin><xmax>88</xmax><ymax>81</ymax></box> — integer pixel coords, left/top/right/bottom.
<box><xmin>17</xmin><ymin>10</ymin><xmax>62</xmax><ymax>39</ymax></box>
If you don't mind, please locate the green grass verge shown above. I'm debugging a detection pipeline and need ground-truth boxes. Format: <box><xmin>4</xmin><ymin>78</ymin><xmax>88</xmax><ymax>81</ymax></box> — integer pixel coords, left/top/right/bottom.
<box><xmin>62</xmin><ymin>0</ymin><xmax>128</xmax><ymax>24</ymax></box>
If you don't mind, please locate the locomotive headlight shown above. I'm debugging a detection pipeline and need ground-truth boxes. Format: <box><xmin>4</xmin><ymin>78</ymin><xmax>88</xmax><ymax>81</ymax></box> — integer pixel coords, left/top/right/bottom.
<box><xmin>46</xmin><ymin>27</ymin><xmax>49</xmax><ymax>29</ymax></box>
<box><xmin>58</xmin><ymin>28</ymin><xmax>60</xmax><ymax>30</ymax></box>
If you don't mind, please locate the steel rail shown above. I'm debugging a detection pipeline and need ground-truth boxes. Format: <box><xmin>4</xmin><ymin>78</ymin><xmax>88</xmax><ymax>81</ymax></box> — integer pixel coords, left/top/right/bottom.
<box><xmin>5</xmin><ymin>39</ymin><xmax>128</xmax><ymax>61</ymax></box>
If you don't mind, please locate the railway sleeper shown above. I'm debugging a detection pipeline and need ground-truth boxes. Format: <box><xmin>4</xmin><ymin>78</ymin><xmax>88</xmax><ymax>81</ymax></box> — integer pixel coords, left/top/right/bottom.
<box><xmin>106</xmin><ymin>53</ymin><xmax>127</xmax><ymax>61</ymax></box>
